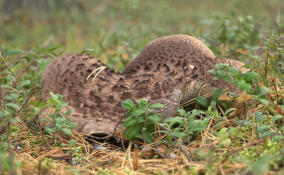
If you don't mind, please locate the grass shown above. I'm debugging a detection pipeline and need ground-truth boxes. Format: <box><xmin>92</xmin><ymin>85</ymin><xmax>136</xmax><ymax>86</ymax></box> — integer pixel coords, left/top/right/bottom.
<box><xmin>0</xmin><ymin>0</ymin><xmax>283</xmax><ymax>174</ymax></box>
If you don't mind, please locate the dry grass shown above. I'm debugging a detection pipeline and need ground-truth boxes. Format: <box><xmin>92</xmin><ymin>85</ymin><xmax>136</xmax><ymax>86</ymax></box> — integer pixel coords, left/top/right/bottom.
<box><xmin>9</xmin><ymin>89</ymin><xmax>283</xmax><ymax>175</ymax></box>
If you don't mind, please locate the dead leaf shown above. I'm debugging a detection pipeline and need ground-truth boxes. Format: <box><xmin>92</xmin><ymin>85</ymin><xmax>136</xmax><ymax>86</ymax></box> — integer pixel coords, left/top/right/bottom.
<box><xmin>276</xmin><ymin>106</ymin><xmax>284</xmax><ymax>115</ymax></box>
<box><xmin>218</xmin><ymin>94</ymin><xmax>234</xmax><ymax>101</ymax></box>
<box><xmin>231</xmin><ymin>91</ymin><xmax>254</xmax><ymax>117</ymax></box>
<box><xmin>121</xmin><ymin>53</ymin><xmax>129</xmax><ymax>60</ymax></box>
<box><xmin>236</xmin><ymin>49</ymin><xmax>249</xmax><ymax>55</ymax></box>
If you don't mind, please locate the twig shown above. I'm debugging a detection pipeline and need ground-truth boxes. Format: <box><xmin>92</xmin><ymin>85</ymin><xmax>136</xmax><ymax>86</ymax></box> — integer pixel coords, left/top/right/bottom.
<box><xmin>0</xmin><ymin>51</ymin><xmax>27</xmax><ymax>99</ymax></box>
<box><xmin>16</xmin><ymin>88</ymin><xmax>34</xmax><ymax>114</ymax></box>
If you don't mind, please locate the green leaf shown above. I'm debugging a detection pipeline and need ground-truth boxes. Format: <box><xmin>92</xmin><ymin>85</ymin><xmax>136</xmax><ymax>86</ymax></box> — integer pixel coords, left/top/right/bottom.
<box><xmin>238</xmin><ymin>80</ymin><xmax>251</xmax><ymax>92</ymax></box>
<box><xmin>172</xmin><ymin>131</ymin><xmax>186</xmax><ymax>138</ymax></box>
<box><xmin>208</xmin><ymin>69</ymin><xmax>216</xmax><ymax>75</ymax></box>
<box><xmin>177</xmin><ymin>108</ymin><xmax>187</xmax><ymax>116</ymax></box>
<box><xmin>190</xmin><ymin>109</ymin><xmax>205</xmax><ymax>117</ymax></box>
<box><xmin>21</xmin><ymin>80</ymin><xmax>31</xmax><ymax>87</ymax></box>
<box><xmin>271</xmin><ymin>115</ymin><xmax>283</xmax><ymax>123</ymax></box>
<box><xmin>149</xmin><ymin>103</ymin><xmax>164</xmax><ymax>109</ymax></box>
<box><xmin>257</xmin><ymin>124</ymin><xmax>269</xmax><ymax>132</ymax></box>
<box><xmin>45</xmin><ymin>126</ymin><xmax>56</xmax><ymax>134</ymax></box>
<box><xmin>272</xmin><ymin>135</ymin><xmax>283</xmax><ymax>142</ymax></box>
<box><xmin>121</xmin><ymin>99</ymin><xmax>136</xmax><ymax>111</ymax></box>
<box><xmin>211</xmin><ymin>88</ymin><xmax>223</xmax><ymax>101</ymax></box>
<box><xmin>65</xmin><ymin>109</ymin><xmax>73</xmax><ymax>116</ymax></box>
<box><xmin>254</xmin><ymin>112</ymin><xmax>267</xmax><ymax>122</ymax></box>
<box><xmin>227</xmin><ymin>67</ymin><xmax>240</xmax><ymax>74</ymax></box>
<box><xmin>196</xmin><ymin>96</ymin><xmax>209</xmax><ymax>107</ymax></box>
<box><xmin>243</xmin><ymin>71</ymin><xmax>258</xmax><ymax>83</ymax></box>
<box><xmin>61</xmin><ymin>128</ymin><xmax>73</xmax><ymax>135</ymax></box>
<box><xmin>188</xmin><ymin>117</ymin><xmax>210</xmax><ymax>132</ymax></box>
<box><xmin>123</xmin><ymin>116</ymin><xmax>136</xmax><ymax>128</ymax></box>
<box><xmin>49</xmin><ymin>92</ymin><xmax>67</xmax><ymax>107</ymax></box>
<box><xmin>218</xmin><ymin>71</ymin><xmax>233</xmax><ymax>83</ymax></box>
<box><xmin>259</xmin><ymin>131</ymin><xmax>274</xmax><ymax>138</ymax></box>
<box><xmin>224</xmin><ymin>108</ymin><xmax>237</xmax><ymax>117</ymax></box>
<box><xmin>9</xmin><ymin>117</ymin><xmax>19</xmax><ymax>124</ymax></box>
<box><xmin>256</xmin><ymin>98</ymin><xmax>270</xmax><ymax>105</ymax></box>
<box><xmin>131</xmin><ymin>109</ymin><xmax>145</xmax><ymax>117</ymax></box>
<box><xmin>164</xmin><ymin>117</ymin><xmax>184</xmax><ymax>124</ymax></box>
<box><xmin>147</xmin><ymin>114</ymin><xmax>162</xmax><ymax>122</ymax></box>
<box><xmin>125</xmin><ymin>125</ymin><xmax>142</xmax><ymax>140</ymax></box>
<box><xmin>5</xmin><ymin>49</ymin><xmax>23</xmax><ymax>57</ymax></box>
<box><xmin>144</xmin><ymin>134</ymin><xmax>155</xmax><ymax>143</ymax></box>
<box><xmin>214</xmin><ymin>120</ymin><xmax>225</xmax><ymax>128</ymax></box>
<box><xmin>70</xmin><ymin>122</ymin><xmax>77</xmax><ymax>129</ymax></box>
<box><xmin>5</xmin><ymin>103</ymin><xmax>20</xmax><ymax>111</ymax></box>
<box><xmin>137</xmin><ymin>99</ymin><xmax>148</xmax><ymax>110</ymax></box>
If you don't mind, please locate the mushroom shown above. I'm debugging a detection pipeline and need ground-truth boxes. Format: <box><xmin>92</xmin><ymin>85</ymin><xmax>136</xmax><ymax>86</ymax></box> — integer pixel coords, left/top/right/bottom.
<box><xmin>41</xmin><ymin>34</ymin><xmax>247</xmax><ymax>137</ymax></box>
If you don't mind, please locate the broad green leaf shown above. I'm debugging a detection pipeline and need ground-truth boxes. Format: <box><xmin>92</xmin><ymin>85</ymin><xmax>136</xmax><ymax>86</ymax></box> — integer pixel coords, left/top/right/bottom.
<box><xmin>227</xmin><ymin>67</ymin><xmax>240</xmax><ymax>74</ymax></box>
<box><xmin>254</xmin><ymin>112</ymin><xmax>267</xmax><ymax>122</ymax></box>
<box><xmin>173</xmin><ymin>131</ymin><xmax>186</xmax><ymax>138</ymax></box>
<box><xmin>214</xmin><ymin>120</ymin><xmax>225</xmax><ymax>128</ymax></box>
<box><xmin>259</xmin><ymin>131</ymin><xmax>274</xmax><ymax>138</ymax></box>
<box><xmin>190</xmin><ymin>109</ymin><xmax>205</xmax><ymax>117</ymax></box>
<box><xmin>243</xmin><ymin>71</ymin><xmax>258</xmax><ymax>83</ymax></box>
<box><xmin>5</xmin><ymin>103</ymin><xmax>20</xmax><ymax>111</ymax></box>
<box><xmin>137</xmin><ymin>99</ymin><xmax>148</xmax><ymax>110</ymax></box>
<box><xmin>131</xmin><ymin>109</ymin><xmax>145</xmax><ymax>117</ymax></box>
<box><xmin>5</xmin><ymin>49</ymin><xmax>23</xmax><ymax>57</ymax></box>
<box><xmin>257</xmin><ymin>124</ymin><xmax>269</xmax><ymax>132</ymax></box>
<box><xmin>256</xmin><ymin>98</ymin><xmax>270</xmax><ymax>105</ymax></box>
<box><xmin>65</xmin><ymin>109</ymin><xmax>73</xmax><ymax>116</ymax></box>
<box><xmin>147</xmin><ymin>114</ymin><xmax>162</xmax><ymax>122</ymax></box>
<box><xmin>144</xmin><ymin>134</ymin><xmax>155</xmax><ymax>143</ymax></box>
<box><xmin>271</xmin><ymin>115</ymin><xmax>283</xmax><ymax>123</ymax></box>
<box><xmin>208</xmin><ymin>69</ymin><xmax>216</xmax><ymax>75</ymax></box>
<box><xmin>45</xmin><ymin>127</ymin><xmax>56</xmax><ymax>134</ymax></box>
<box><xmin>125</xmin><ymin>125</ymin><xmax>142</xmax><ymax>140</ymax></box>
<box><xmin>164</xmin><ymin>117</ymin><xmax>184</xmax><ymax>124</ymax></box>
<box><xmin>149</xmin><ymin>103</ymin><xmax>164</xmax><ymax>109</ymax></box>
<box><xmin>61</xmin><ymin>128</ymin><xmax>72</xmax><ymax>135</ymax></box>
<box><xmin>70</xmin><ymin>122</ymin><xmax>77</xmax><ymax>129</ymax></box>
<box><xmin>238</xmin><ymin>80</ymin><xmax>251</xmax><ymax>92</ymax></box>
<box><xmin>196</xmin><ymin>96</ymin><xmax>209</xmax><ymax>107</ymax></box>
<box><xmin>237</xmin><ymin>120</ymin><xmax>252</xmax><ymax>126</ymax></box>
<box><xmin>177</xmin><ymin>108</ymin><xmax>187</xmax><ymax>116</ymax></box>
<box><xmin>211</xmin><ymin>88</ymin><xmax>223</xmax><ymax>101</ymax></box>
<box><xmin>272</xmin><ymin>135</ymin><xmax>283</xmax><ymax>142</ymax></box>
<box><xmin>121</xmin><ymin>99</ymin><xmax>136</xmax><ymax>111</ymax></box>
<box><xmin>123</xmin><ymin>117</ymin><xmax>136</xmax><ymax>128</ymax></box>
<box><xmin>21</xmin><ymin>80</ymin><xmax>31</xmax><ymax>87</ymax></box>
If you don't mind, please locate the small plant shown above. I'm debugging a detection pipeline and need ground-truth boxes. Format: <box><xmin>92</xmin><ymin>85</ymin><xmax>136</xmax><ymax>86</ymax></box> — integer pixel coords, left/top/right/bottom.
<box><xmin>122</xmin><ymin>99</ymin><xmax>164</xmax><ymax>143</ymax></box>
<box><xmin>41</xmin><ymin>92</ymin><xmax>77</xmax><ymax>137</ymax></box>
<box><xmin>161</xmin><ymin>108</ymin><xmax>212</xmax><ymax>148</ymax></box>
<box><xmin>209</xmin><ymin>63</ymin><xmax>259</xmax><ymax>93</ymax></box>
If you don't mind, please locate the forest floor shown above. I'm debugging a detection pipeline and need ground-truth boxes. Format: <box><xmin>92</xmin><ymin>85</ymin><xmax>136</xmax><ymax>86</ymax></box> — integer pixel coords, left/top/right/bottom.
<box><xmin>0</xmin><ymin>0</ymin><xmax>283</xmax><ymax>174</ymax></box>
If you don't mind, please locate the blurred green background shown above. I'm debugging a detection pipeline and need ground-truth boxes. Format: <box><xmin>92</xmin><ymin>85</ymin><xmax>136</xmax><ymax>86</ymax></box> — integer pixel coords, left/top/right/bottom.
<box><xmin>0</xmin><ymin>0</ymin><xmax>283</xmax><ymax>71</ymax></box>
